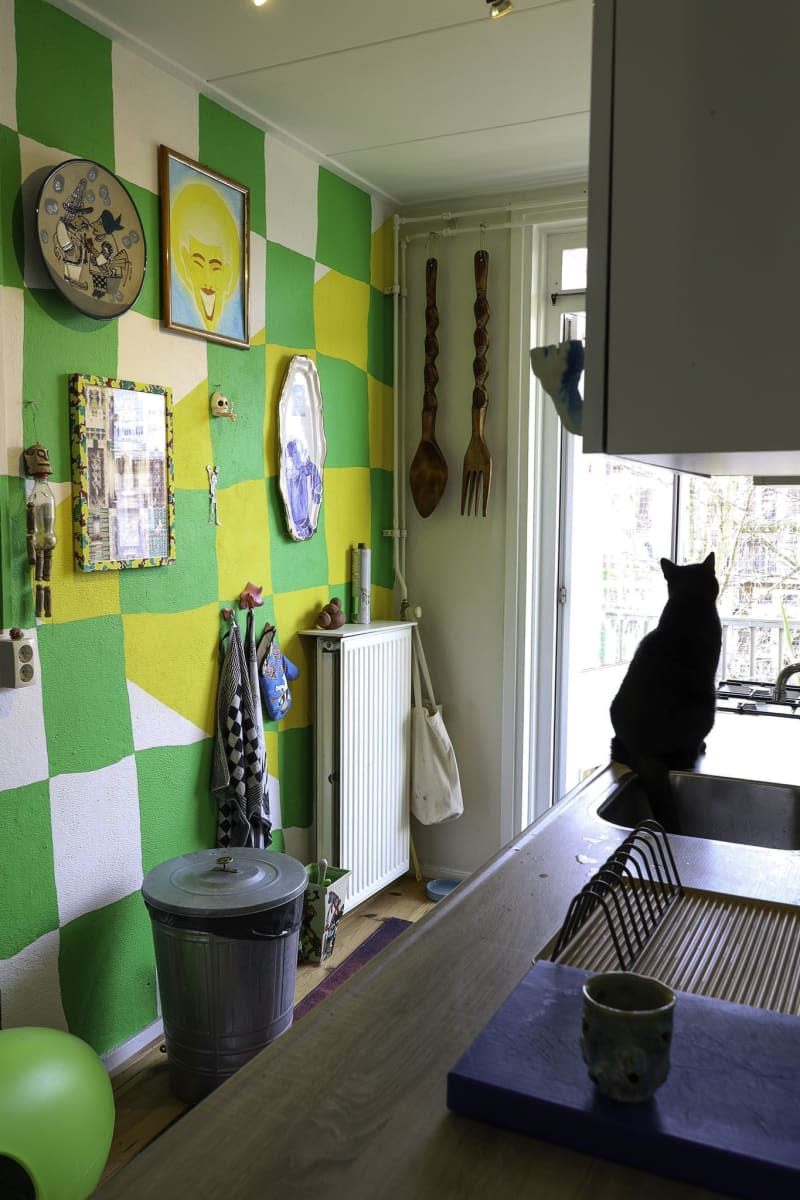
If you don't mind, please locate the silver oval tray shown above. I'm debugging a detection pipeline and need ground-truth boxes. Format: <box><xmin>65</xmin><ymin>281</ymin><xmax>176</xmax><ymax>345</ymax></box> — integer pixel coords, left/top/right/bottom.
<box><xmin>278</xmin><ymin>355</ymin><xmax>326</xmax><ymax>541</ymax></box>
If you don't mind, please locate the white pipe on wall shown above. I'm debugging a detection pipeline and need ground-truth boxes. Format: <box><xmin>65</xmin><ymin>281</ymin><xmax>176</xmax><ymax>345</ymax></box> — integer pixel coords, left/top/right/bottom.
<box><xmin>391</xmin><ymin>214</ymin><xmax>418</xmax><ymax>618</ymax></box>
<box><xmin>394</xmin><ymin>192</ymin><xmax>582</xmax><ymax>555</ymax></box>
<box><xmin>396</xmin><ymin>209</ymin><xmax>532</xmax><ymax>626</ymax></box>
<box><xmin>397</xmin><ymin>197</ymin><xmax>584</xmax><ymax>226</ymax></box>
<box><xmin>398</xmin><ymin>188</ymin><xmax>588</xmax><ymax>873</ymax></box>
<box><xmin>403</xmin><ymin>221</ymin><xmax>534</xmax><ymax>244</ymax></box>
<box><xmin>399</xmin><ymin>233</ymin><xmax>409</xmax><ymax>590</ymax></box>
<box><xmin>391</xmin><ymin>212</ymin><xmax>408</xmax><ymax>609</ymax></box>
<box><xmin>394</xmin><ymin>193</ymin><xmax>584</xmax><ymax>627</ymax></box>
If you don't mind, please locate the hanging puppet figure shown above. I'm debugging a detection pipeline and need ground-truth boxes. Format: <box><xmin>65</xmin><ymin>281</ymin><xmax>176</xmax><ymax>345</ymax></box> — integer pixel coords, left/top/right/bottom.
<box><xmin>24</xmin><ymin>443</ymin><xmax>57</xmax><ymax>618</ymax></box>
<box><xmin>207</xmin><ymin>464</ymin><xmax>221</xmax><ymax>526</ymax></box>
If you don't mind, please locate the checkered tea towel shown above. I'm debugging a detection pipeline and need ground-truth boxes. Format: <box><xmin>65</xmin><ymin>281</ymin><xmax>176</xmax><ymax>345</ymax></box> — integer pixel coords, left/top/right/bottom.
<box><xmin>212</xmin><ymin>611</ymin><xmax>271</xmax><ymax>848</ymax></box>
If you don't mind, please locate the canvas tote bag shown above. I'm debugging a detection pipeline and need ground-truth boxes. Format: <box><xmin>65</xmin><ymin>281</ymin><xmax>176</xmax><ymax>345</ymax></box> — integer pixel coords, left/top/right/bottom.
<box><xmin>410</xmin><ymin>626</ymin><xmax>464</xmax><ymax>825</ymax></box>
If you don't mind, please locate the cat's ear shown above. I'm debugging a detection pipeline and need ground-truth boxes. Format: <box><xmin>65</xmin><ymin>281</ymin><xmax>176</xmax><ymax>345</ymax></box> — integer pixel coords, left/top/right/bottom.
<box><xmin>703</xmin><ymin>551</ymin><xmax>716</xmax><ymax>569</ymax></box>
<box><xmin>661</xmin><ymin>557</ymin><xmax>675</xmax><ymax>580</ymax></box>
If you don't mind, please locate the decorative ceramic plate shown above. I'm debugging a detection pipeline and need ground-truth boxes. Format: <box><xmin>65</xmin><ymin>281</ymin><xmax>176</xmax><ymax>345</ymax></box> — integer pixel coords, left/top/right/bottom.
<box><xmin>36</xmin><ymin>158</ymin><xmax>146</xmax><ymax>319</ymax></box>
<box><xmin>278</xmin><ymin>356</ymin><xmax>327</xmax><ymax>541</ymax></box>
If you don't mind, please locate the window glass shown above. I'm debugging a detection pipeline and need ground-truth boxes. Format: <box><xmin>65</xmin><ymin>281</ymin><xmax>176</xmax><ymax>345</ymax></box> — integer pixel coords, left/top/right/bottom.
<box><xmin>561</xmin><ymin>455</ymin><xmax>675</xmax><ymax>792</ymax></box>
<box><xmin>560</xmin><ymin>247</ymin><xmax>587</xmax><ymax>290</ymax></box>
<box><xmin>677</xmin><ymin>477</ymin><xmax>800</xmax><ymax>680</ymax></box>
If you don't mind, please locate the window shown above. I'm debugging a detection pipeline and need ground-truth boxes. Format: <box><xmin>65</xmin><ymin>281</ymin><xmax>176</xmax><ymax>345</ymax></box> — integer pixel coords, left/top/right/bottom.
<box><xmin>677</xmin><ymin>475</ymin><xmax>800</xmax><ymax>679</ymax></box>
<box><xmin>560</xmin><ymin>247</ymin><xmax>587</xmax><ymax>291</ymax></box>
<box><xmin>535</xmin><ymin>231</ymin><xmax>800</xmax><ymax>820</ymax></box>
<box><xmin>558</xmin><ymin>446</ymin><xmax>676</xmax><ymax>797</ymax></box>
<box><xmin>541</xmin><ymin>235</ymin><xmax>676</xmax><ymax>802</ymax></box>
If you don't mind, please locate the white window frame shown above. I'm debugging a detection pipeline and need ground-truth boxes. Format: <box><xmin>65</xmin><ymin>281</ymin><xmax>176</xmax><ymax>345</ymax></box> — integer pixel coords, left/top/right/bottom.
<box><xmin>526</xmin><ymin>223</ymin><xmax>588</xmax><ymax>824</ymax></box>
<box><xmin>528</xmin><ymin>226</ymin><xmax>683</xmax><ymax>816</ymax></box>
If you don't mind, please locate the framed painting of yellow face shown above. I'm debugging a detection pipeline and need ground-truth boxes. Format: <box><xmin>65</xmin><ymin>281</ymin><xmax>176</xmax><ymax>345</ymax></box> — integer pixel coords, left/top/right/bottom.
<box><xmin>159</xmin><ymin>146</ymin><xmax>250</xmax><ymax>349</ymax></box>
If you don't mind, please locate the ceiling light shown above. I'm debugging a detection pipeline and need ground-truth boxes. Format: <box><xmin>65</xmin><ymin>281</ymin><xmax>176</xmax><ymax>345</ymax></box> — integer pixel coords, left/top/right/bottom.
<box><xmin>252</xmin><ymin>0</ymin><xmax>268</xmax><ymax>7</ymax></box>
<box><xmin>488</xmin><ymin>0</ymin><xmax>513</xmax><ymax>16</ymax></box>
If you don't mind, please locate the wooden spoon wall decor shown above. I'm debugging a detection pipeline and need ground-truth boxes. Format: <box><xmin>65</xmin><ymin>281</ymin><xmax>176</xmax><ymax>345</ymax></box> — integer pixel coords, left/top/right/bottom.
<box><xmin>409</xmin><ymin>257</ymin><xmax>448</xmax><ymax>518</ymax></box>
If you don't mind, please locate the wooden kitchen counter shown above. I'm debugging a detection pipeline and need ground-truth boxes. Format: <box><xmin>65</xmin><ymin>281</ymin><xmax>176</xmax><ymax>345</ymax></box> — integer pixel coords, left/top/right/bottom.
<box><xmin>96</xmin><ymin>714</ymin><xmax>800</xmax><ymax>1200</ymax></box>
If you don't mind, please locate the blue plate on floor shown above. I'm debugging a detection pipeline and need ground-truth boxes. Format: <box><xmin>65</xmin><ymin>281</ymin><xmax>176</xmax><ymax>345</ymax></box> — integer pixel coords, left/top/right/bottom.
<box><xmin>426</xmin><ymin>877</ymin><xmax>460</xmax><ymax>902</ymax></box>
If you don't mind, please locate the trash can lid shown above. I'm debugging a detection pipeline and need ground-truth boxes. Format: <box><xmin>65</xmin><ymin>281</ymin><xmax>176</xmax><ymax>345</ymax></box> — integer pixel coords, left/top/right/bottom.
<box><xmin>142</xmin><ymin>848</ymin><xmax>308</xmax><ymax>917</ymax></box>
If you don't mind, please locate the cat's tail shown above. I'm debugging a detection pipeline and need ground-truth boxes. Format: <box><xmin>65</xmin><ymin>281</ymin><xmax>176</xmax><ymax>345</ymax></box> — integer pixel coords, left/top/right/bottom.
<box><xmin>610</xmin><ymin>738</ymin><xmax>674</xmax><ymax>829</ymax></box>
<box><xmin>633</xmin><ymin>756</ymin><xmax>674</xmax><ymax>830</ymax></box>
<box><xmin>610</xmin><ymin>735</ymin><xmax>631</xmax><ymax>765</ymax></box>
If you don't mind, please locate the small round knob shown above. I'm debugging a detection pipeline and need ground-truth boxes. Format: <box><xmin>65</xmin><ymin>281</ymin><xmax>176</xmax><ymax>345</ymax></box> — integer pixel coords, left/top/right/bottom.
<box><xmin>215</xmin><ymin>855</ymin><xmax>237</xmax><ymax>873</ymax></box>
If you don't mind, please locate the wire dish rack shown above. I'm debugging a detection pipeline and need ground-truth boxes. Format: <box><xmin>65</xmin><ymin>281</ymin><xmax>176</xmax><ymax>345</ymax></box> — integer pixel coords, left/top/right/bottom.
<box><xmin>546</xmin><ymin>820</ymin><xmax>800</xmax><ymax>1016</ymax></box>
<box><xmin>549</xmin><ymin>820</ymin><xmax>682</xmax><ymax>971</ymax></box>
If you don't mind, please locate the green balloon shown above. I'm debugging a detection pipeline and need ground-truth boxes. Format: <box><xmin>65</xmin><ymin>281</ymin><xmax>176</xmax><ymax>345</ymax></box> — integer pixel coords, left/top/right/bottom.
<box><xmin>0</xmin><ymin>1027</ymin><xmax>115</xmax><ymax>1199</ymax></box>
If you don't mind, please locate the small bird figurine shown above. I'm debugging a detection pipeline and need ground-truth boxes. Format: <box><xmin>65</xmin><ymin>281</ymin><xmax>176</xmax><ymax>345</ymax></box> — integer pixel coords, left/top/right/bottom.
<box><xmin>530</xmin><ymin>340</ymin><xmax>584</xmax><ymax>436</ymax></box>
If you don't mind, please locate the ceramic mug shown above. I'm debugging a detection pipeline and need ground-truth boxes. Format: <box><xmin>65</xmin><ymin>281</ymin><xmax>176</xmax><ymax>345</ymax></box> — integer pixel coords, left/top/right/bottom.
<box><xmin>580</xmin><ymin>971</ymin><xmax>676</xmax><ymax>1103</ymax></box>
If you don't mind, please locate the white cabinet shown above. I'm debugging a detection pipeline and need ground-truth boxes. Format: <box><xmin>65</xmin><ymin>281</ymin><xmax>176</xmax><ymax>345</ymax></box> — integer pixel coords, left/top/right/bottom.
<box><xmin>584</xmin><ymin>0</ymin><xmax>800</xmax><ymax>476</ymax></box>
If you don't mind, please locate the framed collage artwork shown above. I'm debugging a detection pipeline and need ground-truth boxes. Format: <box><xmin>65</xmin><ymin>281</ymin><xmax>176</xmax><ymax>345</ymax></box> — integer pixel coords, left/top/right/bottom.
<box><xmin>69</xmin><ymin>373</ymin><xmax>176</xmax><ymax>571</ymax></box>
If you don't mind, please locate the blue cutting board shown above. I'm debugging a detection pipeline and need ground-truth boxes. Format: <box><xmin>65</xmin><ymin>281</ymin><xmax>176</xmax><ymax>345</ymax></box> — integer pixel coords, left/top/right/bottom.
<box><xmin>447</xmin><ymin>961</ymin><xmax>800</xmax><ymax>1199</ymax></box>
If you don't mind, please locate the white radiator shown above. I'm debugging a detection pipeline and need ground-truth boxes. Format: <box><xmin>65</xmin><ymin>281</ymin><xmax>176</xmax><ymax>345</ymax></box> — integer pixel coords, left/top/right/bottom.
<box><xmin>303</xmin><ymin>622</ymin><xmax>412</xmax><ymax>909</ymax></box>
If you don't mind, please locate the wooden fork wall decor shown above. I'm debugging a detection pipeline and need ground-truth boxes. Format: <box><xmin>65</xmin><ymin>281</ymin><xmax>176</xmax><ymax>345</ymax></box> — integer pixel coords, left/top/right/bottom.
<box><xmin>461</xmin><ymin>249</ymin><xmax>492</xmax><ymax>516</ymax></box>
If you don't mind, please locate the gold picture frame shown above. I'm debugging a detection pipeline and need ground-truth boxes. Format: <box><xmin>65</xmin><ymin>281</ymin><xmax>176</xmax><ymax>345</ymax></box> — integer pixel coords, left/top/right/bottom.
<box><xmin>159</xmin><ymin>145</ymin><xmax>250</xmax><ymax>349</ymax></box>
<box><xmin>69</xmin><ymin>373</ymin><xmax>176</xmax><ymax>571</ymax></box>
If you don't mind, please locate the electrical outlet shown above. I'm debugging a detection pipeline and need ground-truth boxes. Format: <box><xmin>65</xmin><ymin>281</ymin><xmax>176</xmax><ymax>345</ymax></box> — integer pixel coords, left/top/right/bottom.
<box><xmin>0</xmin><ymin>636</ymin><xmax>36</xmax><ymax>687</ymax></box>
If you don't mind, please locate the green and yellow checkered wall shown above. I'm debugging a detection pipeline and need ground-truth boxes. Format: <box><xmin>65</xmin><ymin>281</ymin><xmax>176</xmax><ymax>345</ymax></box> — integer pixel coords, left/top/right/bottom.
<box><xmin>0</xmin><ymin>0</ymin><xmax>395</xmax><ymax>1056</ymax></box>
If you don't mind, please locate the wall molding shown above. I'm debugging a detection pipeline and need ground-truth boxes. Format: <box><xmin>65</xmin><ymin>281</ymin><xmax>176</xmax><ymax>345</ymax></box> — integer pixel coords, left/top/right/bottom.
<box><xmin>103</xmin><ymin>1017</ymin><xmax>165</xmax><ymax>1077</ymax></box>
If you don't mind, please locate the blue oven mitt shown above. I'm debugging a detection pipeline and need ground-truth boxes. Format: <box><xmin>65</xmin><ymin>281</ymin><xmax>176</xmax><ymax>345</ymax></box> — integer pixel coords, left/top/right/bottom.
<box><xmin>257</xmin><ymin>624</ymin><xmax>299</xmax><ymax>721</ymax></box>
<box><xmin>530</xmin><ymin>339</ymin><xmax>584</xmax><ymax>436</ymax></box>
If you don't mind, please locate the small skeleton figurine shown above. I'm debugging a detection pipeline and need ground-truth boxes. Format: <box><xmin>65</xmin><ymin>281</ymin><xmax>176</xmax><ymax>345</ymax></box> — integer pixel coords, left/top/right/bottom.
<box><xmin>207</xmin><ymin>464</ymin><xmax>221</xmax><ymax>526</ymax></box>
<box><xmin>24</xmin><ymin>443</ymin><xmax>57</xmax><ymax>618</ymax></box>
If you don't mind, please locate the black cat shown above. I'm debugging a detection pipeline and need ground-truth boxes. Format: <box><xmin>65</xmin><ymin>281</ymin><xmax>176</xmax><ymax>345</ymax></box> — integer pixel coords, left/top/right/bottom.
<box><xmin>610</xmin><ymin>553</ymin><xmax>721</xmax><ymax>816</ymax></box>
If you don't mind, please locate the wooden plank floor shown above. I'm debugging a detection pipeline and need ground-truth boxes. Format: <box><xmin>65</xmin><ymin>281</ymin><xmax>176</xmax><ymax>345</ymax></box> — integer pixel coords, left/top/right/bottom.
<box><xmin>98</xmin><ymin>874</ymin><xmax>435</xmax><ymax>1189</ymax></box>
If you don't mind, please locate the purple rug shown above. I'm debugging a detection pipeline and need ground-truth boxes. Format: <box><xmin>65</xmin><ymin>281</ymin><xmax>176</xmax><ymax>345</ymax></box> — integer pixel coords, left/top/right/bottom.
<box><xmin>294</xmin><ymin>917</ymin><xmax>411</xmax><ymax>1022</ymax></box>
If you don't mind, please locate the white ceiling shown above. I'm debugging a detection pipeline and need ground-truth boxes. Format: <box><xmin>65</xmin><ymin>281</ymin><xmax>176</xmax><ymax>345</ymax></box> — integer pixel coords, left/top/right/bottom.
<box><xmin>50</xmin><ymin>0</ymin><xmax>593</xmax><ymax>206</ymax></box>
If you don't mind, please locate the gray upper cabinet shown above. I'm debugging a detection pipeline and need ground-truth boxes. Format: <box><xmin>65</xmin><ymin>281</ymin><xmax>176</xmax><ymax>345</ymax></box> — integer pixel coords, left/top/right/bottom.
<box><xmin>584</xmin><ymin>0</ymin><xmax>800</xmax><ymax>477</ymax></box>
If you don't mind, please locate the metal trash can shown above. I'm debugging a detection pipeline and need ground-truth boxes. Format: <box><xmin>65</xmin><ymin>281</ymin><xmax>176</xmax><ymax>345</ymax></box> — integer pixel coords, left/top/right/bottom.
<box><xmin>142</xmin><ymin>847</ymin><xmax>307</xmax><ymax>1104</ymax></box>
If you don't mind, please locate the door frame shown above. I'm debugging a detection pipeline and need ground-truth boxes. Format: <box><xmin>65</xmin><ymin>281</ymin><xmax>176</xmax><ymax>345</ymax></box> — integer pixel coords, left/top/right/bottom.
<box><xmin>526</xmin><ymin>223</ymin><xmax>588</xmax><ymax>823</ymax></box>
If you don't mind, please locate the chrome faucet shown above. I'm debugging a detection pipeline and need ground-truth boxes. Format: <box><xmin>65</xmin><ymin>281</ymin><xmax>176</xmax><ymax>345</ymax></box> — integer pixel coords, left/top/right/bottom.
<box><xmin>772</xmin><ymin>662</ymin><xmax>800</xmax><ymax>702</ymax></box>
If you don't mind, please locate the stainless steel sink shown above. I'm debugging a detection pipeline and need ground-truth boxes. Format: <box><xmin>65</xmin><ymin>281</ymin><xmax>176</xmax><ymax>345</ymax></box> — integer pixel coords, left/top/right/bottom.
<box><xmin>597</xmin><ymin>771</ymin><xmax>800</xmax><ymax>850</ymax></box>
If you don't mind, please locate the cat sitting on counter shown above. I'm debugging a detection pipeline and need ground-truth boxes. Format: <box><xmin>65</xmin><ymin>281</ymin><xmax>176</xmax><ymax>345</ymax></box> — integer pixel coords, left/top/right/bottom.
<box><xmin>610</xmin><ymin>552</ymin><xmax>722</xmax><ymax>821</ymax></box>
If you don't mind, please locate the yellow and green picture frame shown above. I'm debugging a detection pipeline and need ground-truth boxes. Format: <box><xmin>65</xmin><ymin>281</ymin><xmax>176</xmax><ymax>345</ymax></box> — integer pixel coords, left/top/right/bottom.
<box><xmin>69</xmin><ymin>373</ymin><xmax>176</xmax><ymax>572</ymax></box>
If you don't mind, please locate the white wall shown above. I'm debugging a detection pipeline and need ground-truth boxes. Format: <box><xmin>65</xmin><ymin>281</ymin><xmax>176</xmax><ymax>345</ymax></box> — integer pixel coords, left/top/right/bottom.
<box><xmin>400</xmin><ymin>185</ymin><xmax>587</xmax><ymax>877</ymax></box>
